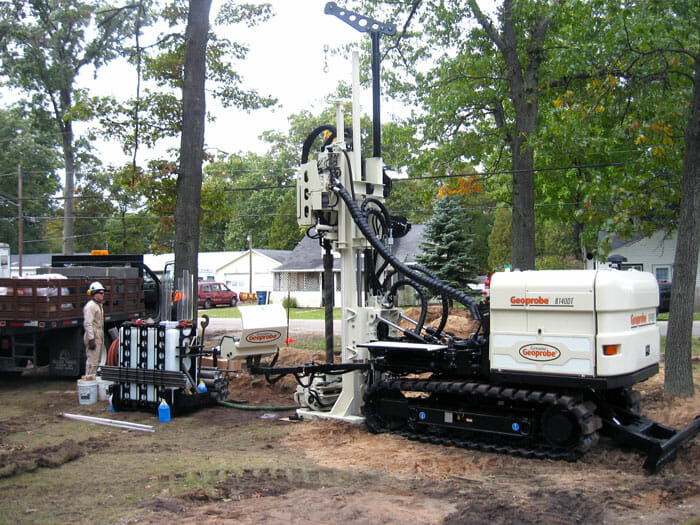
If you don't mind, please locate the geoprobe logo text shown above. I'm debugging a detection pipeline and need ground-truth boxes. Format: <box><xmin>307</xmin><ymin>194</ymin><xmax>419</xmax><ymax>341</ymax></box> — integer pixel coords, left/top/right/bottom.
<box><xmin>630</xmin><ymin>312</ymin><xmax>654</xmax><ymax>328</ymax></box>
<box><xmin>519</xmin><ymin>344</ymin><xmax>561</xmax><ymax>362</ymax></box>
<box><xmin>510</xmin><ymin>296</ymin><xmax>550</xmax><ymax>306</ymax></box>
<box><xmin>245</xmin><ymin>330</ymin><xmax>281</xmax><ymax>344</ymax></box>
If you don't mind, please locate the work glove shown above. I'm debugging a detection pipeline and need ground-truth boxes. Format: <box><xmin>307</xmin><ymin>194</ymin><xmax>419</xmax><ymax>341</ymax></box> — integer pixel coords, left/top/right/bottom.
<box><xmin>88</xmin><ymin>339</ymin><xmax>96</xmax><ymax>350</ymax></box>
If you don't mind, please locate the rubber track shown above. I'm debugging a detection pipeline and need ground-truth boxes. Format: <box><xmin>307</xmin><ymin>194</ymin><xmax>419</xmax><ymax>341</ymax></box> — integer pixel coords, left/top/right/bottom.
<box><xmin>364</xmin><ymin>378</ymin><xmax>603</xmax><ymax>462</ymax></box>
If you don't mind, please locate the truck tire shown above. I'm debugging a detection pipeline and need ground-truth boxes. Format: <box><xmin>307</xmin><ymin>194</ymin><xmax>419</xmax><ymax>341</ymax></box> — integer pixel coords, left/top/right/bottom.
<box><xmin>204</xmin><ymin>299</ymin><xmax>213</xmax><ymax>309</ymax></box>
<box><xmin>230</xmin><ymin>297</ymin><xmax>238</xmax><ymax>307</ymax></box>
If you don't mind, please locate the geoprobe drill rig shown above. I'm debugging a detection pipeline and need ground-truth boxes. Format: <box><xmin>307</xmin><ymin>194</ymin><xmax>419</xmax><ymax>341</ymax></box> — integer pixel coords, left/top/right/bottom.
<box><xmin>247</xmin><ymin>3</ymin><xmax>700</xmax><ymax>472</ymax></box>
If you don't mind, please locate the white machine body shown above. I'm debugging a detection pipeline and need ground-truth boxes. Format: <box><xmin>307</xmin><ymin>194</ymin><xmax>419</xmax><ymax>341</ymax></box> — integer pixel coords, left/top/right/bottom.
<box><xmin>489</xmin><ymin>269</ymin><xmax>660</xmax><ymax>378</ymax></box>
<box><xmin>219</xmin><ymin>304</ymin><xmax>288</xmax><ymax>360</ymax></box>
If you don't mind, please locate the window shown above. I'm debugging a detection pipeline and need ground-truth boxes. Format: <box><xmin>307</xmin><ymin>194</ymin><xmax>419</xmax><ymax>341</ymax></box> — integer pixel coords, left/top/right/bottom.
<box><xmin>654</xmin><ymin>265</ymin><xmax>671</xmax><ymax>281</ymax></box>
<box><xmin>274</xmin><ymin>272</ymin><xmax>320</xmax><ymax>292</ymax></box>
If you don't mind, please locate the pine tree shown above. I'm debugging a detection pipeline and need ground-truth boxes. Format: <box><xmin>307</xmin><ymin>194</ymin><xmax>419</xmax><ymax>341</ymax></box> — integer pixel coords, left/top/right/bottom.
<box><xmin>417</xmin><ymin>196</ymin><xmax>479</xmax><ymax>293</ymax></box>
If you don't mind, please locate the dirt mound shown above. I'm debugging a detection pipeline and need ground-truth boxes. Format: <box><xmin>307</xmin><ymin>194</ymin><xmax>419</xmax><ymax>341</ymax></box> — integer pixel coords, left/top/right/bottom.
<box><xmin>400</xmin><ymin>306</ymin><xmax>480</xmax><ymax>338</ymax></box>
<box><xmin>0</xmin><ymin>439</ymin><xmax>83</xmax><ymax>478</ymax></box>
<box><xmin>225</xmin><ymin>346</ymin><xmax>325</xmax><ymax>405</ymax></box>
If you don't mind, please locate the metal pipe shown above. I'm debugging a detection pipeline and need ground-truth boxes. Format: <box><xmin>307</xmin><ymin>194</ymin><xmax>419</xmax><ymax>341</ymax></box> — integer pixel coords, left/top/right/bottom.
<box><xmin>371</xmin><ymin>31</ymin><xmax>381</xmax><ymax>158</ymax></box>
<box><xmin>62</xmin><ymin>413</ymin><xmax>155</xmax><ymax>432</ymax></box>
<box><xmin>352</xmin><ymin>51</ymin><xmax>362</xmax><ymax>175</ymax></box>
<box><xmin>323</xmin><ymin>240</ymin><xmax>334</xmax><ymax>363</ymax></box>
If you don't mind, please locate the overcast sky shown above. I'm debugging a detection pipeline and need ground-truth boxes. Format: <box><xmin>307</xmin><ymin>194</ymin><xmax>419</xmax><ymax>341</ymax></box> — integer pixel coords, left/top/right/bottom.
<box><xmin>84</xmin><ymin>0</ymin><xmax>376</xmax><ymax>166</ymax></box>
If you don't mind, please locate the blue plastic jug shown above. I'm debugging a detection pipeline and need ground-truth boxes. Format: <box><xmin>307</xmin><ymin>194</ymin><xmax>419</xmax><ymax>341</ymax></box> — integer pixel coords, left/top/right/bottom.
<box><xmin>197</xmin><ymin>381</ymin><xmax>208</xmax><ymax>393</ymax></box>
<box><xmin>158</xmin><ymin>398</ymin><xmax>171</xmax><ymax>423</ymax></box>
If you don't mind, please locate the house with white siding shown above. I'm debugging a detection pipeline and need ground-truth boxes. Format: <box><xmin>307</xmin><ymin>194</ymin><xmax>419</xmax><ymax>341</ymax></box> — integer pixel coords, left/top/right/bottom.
<box><xmin>588</xmin><ymin>230</ymin><xmax>676</xmax><ymax>282</ymax></box>
<box><xmin>144</xmin><ymin>250</ymin><xmax>291</xmax><ymax>294</ymax></box>
<box><xmin>588</xmin><ymin>229</ymin><xmax>700</xmax><ymax>307</ymax></box>
<box><xmin>215</xmin><ymin>249</ymin><xmax>291</xmax><ymax>295</ymax></box>
<box><xmin>271</xmin><ymin>225</ymin><xmax>426</xmax><ymax>307</ymax></box>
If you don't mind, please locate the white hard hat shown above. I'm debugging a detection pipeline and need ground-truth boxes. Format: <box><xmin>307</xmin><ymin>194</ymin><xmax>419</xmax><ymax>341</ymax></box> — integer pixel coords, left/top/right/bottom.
<box><xmin>88</xmin><ymin>281</ymin><xmax>105</xmax><ymax>294</ymax></box>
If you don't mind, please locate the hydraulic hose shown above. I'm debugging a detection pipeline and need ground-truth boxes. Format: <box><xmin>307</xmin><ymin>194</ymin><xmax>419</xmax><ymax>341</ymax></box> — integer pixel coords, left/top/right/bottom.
<box><xmin>390</xmin><ymin>278</ymin><xmax>428</xmax><ymax>334</ymax></box>
<box><xmin>331</xmin><ymin>182</ymin><xmax>482</xmax><ymax>322</ymax></box>
<box><xmin>301</xmin><ymin>125</ymin><xmax>336</xmax><ymax>164</ymax></box>
<box><xmin>217</xmin><ymin>400</ymin><xmax>298</xmax><ymax>411</ymax></box>
<box><xmin>382</xmin><ymin>266</ymin><xmax>449</xmax><ymax>340</ymax></box>
<box><xmin>410</xmin><ymin>265</ymin><xmax>451</xmax><ymax>336</ymax></box>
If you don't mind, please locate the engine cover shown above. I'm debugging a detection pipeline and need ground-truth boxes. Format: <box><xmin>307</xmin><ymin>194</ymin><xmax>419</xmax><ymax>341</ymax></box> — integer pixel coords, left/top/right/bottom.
<box><xmin>489</xmin><ymin>269</ymin><xmax>660</xmax><ymax>380</ymax></box>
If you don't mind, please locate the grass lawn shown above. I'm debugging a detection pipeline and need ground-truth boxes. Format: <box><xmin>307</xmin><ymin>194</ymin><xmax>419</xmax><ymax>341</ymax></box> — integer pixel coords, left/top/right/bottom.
<box><xmin>660</xmin><ymin>336</ymin><xmax>700</xmax><ymax>357</ymax></box>
<box><xmin>657</xmin><ymin>312</ymin><xmax>700</xmax><ymax>321</ymax></box>
<box><xmin>199</xmin><ymin>305</ymin><xmax>342</xmax><ymax>320</ymax></box>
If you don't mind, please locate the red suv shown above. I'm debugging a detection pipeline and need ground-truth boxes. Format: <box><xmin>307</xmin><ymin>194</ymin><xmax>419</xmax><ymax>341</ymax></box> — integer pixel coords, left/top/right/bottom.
<box><xmin>198</xmin><ymin>281</ymin><xmax>238</xmax><ymax>309</ymax></box>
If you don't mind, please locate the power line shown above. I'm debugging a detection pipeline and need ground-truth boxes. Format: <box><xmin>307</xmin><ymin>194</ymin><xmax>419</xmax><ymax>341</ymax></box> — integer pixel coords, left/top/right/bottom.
<box><xmin>403</xmin><ymin>160</ymin><xmax>641</xmax><ymax>182</ymax></box>
<box><xmin>220</xmin><ymin>159</ymin><xmax>643</xmax><ymax>193</ymax></box>
<box><xmin>0</xmin><ymin>159</ymin><xmax>644</xmax><ymax>199</ymax></box>
<box><xmin>21</xmin><ymin>222</ymin><xmax>168</xmax><ymax>245</ymax></box>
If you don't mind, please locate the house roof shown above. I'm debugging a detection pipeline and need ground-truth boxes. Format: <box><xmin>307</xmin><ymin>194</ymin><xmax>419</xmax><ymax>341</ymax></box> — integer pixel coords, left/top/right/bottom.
<box><xmin>274</xmin><ymin>235</ymin><xmax>325</xmax><ymax>272</ymax></box>
<box><xmin>221</xmin><ymin>249</ymin><xmax>292</xmax><ymax>270</ymax></box>
<box><xmin>251</xmin><ymin>249</ymin><xmax>292</xmax><ymax>265</ymax></box>
<box><xmin>598</xmin><ymin>231</ymin><xmax>647</xmax><ymax>251</ymax></box>
<box><xmin>274</xmin><ymin>225</ymin><xmax>426</xmax><ymax>272</ymax></box>
<box><xmin>393</xmin><ymin>224</ymin><xmax>426</xmax><ymax>264</ymax></box>
<box><xmin>144</xmin><ymin>251</ymin><xmax>247</xmax><ymax>273</ymax></box>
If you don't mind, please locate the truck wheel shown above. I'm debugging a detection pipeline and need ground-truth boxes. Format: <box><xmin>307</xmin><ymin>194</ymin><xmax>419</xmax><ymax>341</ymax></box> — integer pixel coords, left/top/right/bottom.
<box><xmin>204</xmin><ymin>299</ymin><xmax>213</xmax><ymax>309</ymax></box>
<box><xmin>230</xmin><ymin>297</ymin><xmax>238</xmax><ymax>307</ymax></box>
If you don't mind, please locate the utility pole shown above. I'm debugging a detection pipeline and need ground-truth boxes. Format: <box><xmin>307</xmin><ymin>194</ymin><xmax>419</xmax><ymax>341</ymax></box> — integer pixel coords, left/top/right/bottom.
<box><xmin>17</xmin><ymin>162</ymin><xmax>22</xmax><ymax>277</ymax></box>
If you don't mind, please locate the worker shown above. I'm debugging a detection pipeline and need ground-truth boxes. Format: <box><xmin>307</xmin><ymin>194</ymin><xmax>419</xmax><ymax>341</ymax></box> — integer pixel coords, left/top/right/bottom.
<box><xmin>83</xmin><ymin>281</ymin><xmax>106</xmax><ymax>378</ymax></box>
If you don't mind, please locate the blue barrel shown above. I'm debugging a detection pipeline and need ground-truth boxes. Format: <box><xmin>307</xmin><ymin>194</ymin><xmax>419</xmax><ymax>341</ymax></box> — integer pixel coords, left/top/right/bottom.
<box><xmin>257</xmin><ymin>291</ymin><xmax>268</xmax><ymax>304</ymax></box>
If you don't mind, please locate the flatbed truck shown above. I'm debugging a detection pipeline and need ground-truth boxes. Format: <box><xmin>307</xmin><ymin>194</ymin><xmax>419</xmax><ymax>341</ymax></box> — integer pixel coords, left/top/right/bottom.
<box><xmin>0</xmin><ymin>254</ymin><xmax>161</xmax><ymax>377</ymax></box>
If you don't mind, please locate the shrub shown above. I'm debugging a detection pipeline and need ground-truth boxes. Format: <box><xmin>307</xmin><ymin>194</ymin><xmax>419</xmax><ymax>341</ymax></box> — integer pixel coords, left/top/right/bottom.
<box><xmin>282</xmin><ymin>296</ymin><xmax>298</xmax><ymax>309</ymax></box>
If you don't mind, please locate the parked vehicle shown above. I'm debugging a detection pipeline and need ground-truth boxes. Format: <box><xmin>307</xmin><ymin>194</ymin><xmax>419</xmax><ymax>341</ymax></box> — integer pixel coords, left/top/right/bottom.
<box><xmin>198</xmin><ymin>281</ymin><xmax>238</xmax><ymax>309</ymax></box>
<box><xmin>658</xmin><ymin>280</ymin><xmax>671</xmax><ymax>313</ymax></box>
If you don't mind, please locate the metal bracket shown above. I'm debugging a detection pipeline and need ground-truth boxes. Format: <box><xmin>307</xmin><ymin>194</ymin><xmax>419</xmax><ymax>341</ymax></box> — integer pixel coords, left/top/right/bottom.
<box><xmin>324</xmin><ymin>2</ymin><xmax>396</xmax><ymax>36</ymax></box>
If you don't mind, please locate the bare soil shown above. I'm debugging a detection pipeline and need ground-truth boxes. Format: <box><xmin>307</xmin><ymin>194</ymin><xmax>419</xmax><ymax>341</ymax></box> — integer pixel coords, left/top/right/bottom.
<box><xmin>1</xmin><ymin>325</ymin><xmax>699</xmax><ymax>524</ymax></box>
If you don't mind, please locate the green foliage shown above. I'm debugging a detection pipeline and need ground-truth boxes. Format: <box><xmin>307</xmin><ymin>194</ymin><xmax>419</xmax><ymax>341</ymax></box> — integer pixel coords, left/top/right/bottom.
<box><xmin>268</xmin><ymin>191</ymin><xmax>304</xmax><ymax>250</ymax></box>
<box><xmin>488</xmin><ymin>208</ymin><xmax>511</xmax><ymax>271</ymax></box>
<box><xmin>352</xmin><ymin>0</ymin><xmax>698</xmax><ymax>268</ymax></box>
<box><xmin>0</xmin><ymin>105</ymin><xmax>62</xmax><ymax>254</ymax></box>
<box><xmin>535</xmin><ymin>255</ymin><xmax>581</xmax><ymax>270</ymax></box>
<box><xmin>282</xmin><ymin>295</ymin><xmax>298</xmax><ymax>309</ymax></box>
<box><xmin>417</xmin><ymin>195</ymin><xmax>479</xmax><ymax>292</ymax></box>
<box><xmin>133</xmin><ymin>159</ymin><xmax>179</xmax><ymax>253</ymax></box>
<box><xmin>0</xmin><ymin>0</ymin><xmax>136</xmax><ymax>252</ymax></box>
<box><xmin>530</xmin><ymin>0</ymin><xmax>696</xmax><ymax>257</ymax></box>
<box><xmin>215</xmin><ymin>152</ymin><xmax>293</xmax><ymax>250</ymax></box>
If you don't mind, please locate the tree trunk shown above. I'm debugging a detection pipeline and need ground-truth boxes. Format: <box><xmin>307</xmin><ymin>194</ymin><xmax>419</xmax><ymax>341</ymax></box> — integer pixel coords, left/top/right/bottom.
<box><xmin>664</xmin><ymin>49</ymin><xmax>700</xmax><ymax>397</ymax></box>
<box><xmin>511</xmin><ymin>122</ymin><xmax>536</xmax><ymax>270</ymax></box>
<box><xmin>471</xmin><ymin>0</ymin><xmax>549</xmax><ymax>271</ymax></box>
<box><xmin>60</xmin><ymin>90</ymin><xmax>75</xmax><ymax>255</ymax></box>
<box><xmin>175</xmin><ymin>0</ymin><xmax>211</xmax><ymax>318</ymax></box>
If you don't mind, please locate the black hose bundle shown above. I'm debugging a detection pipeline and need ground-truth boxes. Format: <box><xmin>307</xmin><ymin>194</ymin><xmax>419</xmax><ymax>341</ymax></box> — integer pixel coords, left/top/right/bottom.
<box><xmin>331</xmin><ymin>182</ymin><xmax>482</xmax><ymax>323</ymax></box>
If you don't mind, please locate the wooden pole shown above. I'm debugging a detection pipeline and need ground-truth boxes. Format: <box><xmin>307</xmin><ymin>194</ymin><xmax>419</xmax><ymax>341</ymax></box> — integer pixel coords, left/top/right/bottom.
<box><xmin>17</xmin><ymin>162</ymin><xmax>22</xmax><ymax>277</ymax></box>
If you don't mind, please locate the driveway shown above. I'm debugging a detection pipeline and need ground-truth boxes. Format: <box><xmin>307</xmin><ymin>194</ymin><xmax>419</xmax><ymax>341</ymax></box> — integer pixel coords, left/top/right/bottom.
<box><xmin>656</xmin><ymin>320</ymin><xmax>700</xmax><ymax>337</ymax></box>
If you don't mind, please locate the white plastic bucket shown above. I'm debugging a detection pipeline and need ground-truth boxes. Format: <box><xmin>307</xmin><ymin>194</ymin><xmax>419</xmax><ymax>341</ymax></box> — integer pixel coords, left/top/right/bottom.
<box><xmin>77</xmin><ymin>379</ymin><xmax>98</xmax><ymax>405</ymax></box>
<box><xmin>96</xmin><ymin>379</ymin><xmax>113</xmax><ymax>401</ymax></box>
